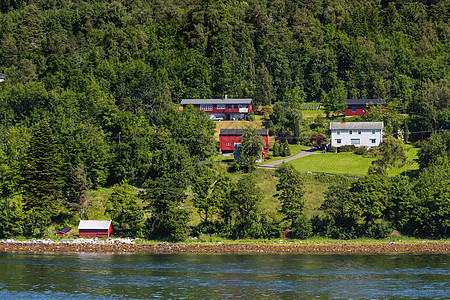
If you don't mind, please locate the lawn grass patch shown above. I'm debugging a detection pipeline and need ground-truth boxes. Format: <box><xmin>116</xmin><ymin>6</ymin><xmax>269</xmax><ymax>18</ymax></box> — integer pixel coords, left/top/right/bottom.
<box><xmin>288</xmin><ymin>152</ymin><xmax>376</xmax><ymax>177</ymax></box>
<box><xmin>388</xmin><ymin>146</ymin><xmax>420</xmax><ymax>176</ymax></box>
<box><xmin>213</xmin><ymin>120</ymin><xmax>263</xmax><ymax>140</ymax></box>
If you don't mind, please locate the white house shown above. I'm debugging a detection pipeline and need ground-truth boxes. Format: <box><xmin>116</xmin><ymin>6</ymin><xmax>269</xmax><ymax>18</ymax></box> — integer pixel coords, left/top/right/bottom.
<box><xmin>330</xmin><ymin>121</ymin><xmax>384</xmax><ymax>148</ymax></box>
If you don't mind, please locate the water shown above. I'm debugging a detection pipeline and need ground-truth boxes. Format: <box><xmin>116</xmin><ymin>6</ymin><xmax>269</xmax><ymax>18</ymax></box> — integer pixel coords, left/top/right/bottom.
<box><xmin>0</xmin><ymin>252</ymin><xmax>448</xmax><ymax>299</ymax></box>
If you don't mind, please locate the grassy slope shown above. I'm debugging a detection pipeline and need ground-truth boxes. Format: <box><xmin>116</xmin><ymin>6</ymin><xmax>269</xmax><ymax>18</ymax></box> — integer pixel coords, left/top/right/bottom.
<box><xmin>213</xmin><ymin>120</ymin><xmax>263</xmax><ymax>140</ymax></box>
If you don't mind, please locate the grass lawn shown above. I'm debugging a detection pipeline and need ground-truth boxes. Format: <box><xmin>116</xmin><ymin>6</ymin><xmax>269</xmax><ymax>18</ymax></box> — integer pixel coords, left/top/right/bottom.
<box><xmin>213</xmin><ymin>120</ymin><xmax>263</xmax><ymax>140</ymax></box>
<box><xmin>257</xmin><ymin>143</ymin><xmax>309</xmax><ymax>165</ymax></box>
<box><xmin>288</xmin><ymin>152</ymin><xmax>376</xmax><ymax>177</ymax></box>
<box><xmin>302</xmin><ymin>109</ymin><xmax>326</xmax><ymax>119</ymax></box>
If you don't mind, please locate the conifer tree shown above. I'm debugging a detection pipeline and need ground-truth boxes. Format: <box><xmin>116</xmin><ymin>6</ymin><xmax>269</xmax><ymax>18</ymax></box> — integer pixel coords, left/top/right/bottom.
<box><xmin>64</xmin><ymin>160</ymin><xmax>92</xmax><ymax>220</ymax></box>
<box><xmin>273</xmin><ymin>141</ymin><xmax>280</xmax><ymax>157</ymax></box>
<box><xmin>22</xmin><ymin>120</ymin><xmax>63</xmax><ymax>235</ymax></box>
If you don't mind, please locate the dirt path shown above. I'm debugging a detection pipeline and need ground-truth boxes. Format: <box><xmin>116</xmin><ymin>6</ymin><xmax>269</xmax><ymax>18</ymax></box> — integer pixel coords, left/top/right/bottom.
<box><xmin>258</xmin><ymin>148</ymin><xmax>320</xmax><ymax>168</ymax></box>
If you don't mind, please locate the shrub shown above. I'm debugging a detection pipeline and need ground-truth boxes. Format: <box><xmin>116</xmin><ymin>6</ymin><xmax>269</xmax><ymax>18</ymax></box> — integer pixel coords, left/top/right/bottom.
<box><xmin>354</xmin><ymin>146</ymin><xmax>368</xmax><ymax>155</ymax></box>
<box><xmin>248</xmin><ymin>110</ymin><xmax>256</xmax><ymax>121</ymax></box>
<box><xmin>361</xmin><ymin>222</ymin><xmax>391</xmax><ymax>239</ymax></box>
<box><xmin>292</xmin><ymin>215</ymin><xmax>312</xmax><ymax>239</ymax></box>
<box><xmin>339</xmin><ymin>145</ymin><xmax>358</xmax><ymax>152</ymax></box>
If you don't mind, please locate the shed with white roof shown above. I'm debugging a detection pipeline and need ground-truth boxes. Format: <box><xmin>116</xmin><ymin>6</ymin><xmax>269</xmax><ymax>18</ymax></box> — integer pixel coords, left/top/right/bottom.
<box><xmin>78</xmin><ymin>220</ymin><xmax>113</xmax><ymax>238</ymax></box>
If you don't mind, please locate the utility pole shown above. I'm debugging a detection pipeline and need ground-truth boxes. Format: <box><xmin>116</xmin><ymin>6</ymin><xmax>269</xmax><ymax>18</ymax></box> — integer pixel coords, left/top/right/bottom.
<box><xmin>313</xmin><ymin>100</ymin><xmax>315</xmax><ymax>123</ymax></box>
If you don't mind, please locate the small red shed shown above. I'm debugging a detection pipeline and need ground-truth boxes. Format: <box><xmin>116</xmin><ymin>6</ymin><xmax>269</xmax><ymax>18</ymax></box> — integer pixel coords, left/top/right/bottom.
<box><xmin>56</xmin><ymin>226</ymin><xmax>72</xmax><ymax>236</ymax></box>
<box><xmin>78</xmin><ymin>220</ymin><xmax>113</xmax><ymax>238</ymax></box>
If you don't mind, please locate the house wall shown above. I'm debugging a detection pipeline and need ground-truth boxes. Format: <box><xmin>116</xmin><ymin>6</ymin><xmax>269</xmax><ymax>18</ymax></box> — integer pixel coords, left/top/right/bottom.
<box><xmin>331</xmin><ymin>129</ymin><xmax>383</xmax><ymax>148</ymax></box>
<box><xmin>345</xmin><ymin>104</ymin><xmax>385</xmax><ymax>116</ymax></box>
<box><xmin>79</xmin><ymin>226</ymin><xmax>113</xmax><ymax>238</ymax></box>
<box><xmin>219</xmin><ymin>134</ymin><xmax>269</xmax><ymax>154</ymax></box>
<box><xmin>183</xmin><ymin>103</ymin><xmax>252</xmax><ymax>120</ymax></box>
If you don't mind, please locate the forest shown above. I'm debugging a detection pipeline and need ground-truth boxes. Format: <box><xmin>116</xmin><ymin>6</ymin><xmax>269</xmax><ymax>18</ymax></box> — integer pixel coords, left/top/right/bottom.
<box><xmin>0</xmin><ymin>0</ymin><xmax>448</xmax><ymax>239</ymax></box>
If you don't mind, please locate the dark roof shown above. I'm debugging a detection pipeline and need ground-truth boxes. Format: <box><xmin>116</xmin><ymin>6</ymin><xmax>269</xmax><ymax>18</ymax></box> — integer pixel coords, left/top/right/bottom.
<box><xmin>181</xmin><ymin>98</ymin><xmax>252</xmax><ymax>105</ymax></box>
<box><xmin>56</xmin><ymin>226</ymin><xmax>72</xmax><ymax>234</ymax></box>
<box><xmin>346</xmin><ymin>99</ymin><xmax>385</xmax><ymax>105</ymax></box>
<box><xmin>219</xmin><ymin>129</ymin><xmax>268</xmax><ymax>136</ymax></box>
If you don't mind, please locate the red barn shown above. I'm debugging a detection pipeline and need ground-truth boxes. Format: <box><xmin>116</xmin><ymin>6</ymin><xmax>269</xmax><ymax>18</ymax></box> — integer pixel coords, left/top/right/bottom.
<box><xmin>345</xmin><ymin>99</ymin><xmax>385</xmax><ymax>116</ymax></box>
<box><xmin>78</xmin><ymin>220</ymin><xmax>113</xmax><ymax>238</ymax></box>
<box><xmin>181</xmin><ymin>97</ymin><xmax>252</xmax><ymax>120</ymax></box>
<box><xmin>219</xmin><ymin>129</ymin><xmax>269</xmax><ymax>160</ymax></box>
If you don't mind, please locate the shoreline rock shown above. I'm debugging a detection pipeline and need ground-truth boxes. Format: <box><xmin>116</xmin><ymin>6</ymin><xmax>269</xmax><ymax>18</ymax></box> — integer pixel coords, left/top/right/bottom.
<box><xmin>0</xmin><ymin>239</ymin><xmax>448</xmax><ymax>254</ymax></box>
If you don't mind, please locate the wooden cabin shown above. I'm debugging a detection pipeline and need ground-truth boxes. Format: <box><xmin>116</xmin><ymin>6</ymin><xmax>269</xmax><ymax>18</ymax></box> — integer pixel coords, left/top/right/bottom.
<box><xmin>78</xmin><ymin>220</ymin><xmax>113</xmax><ymax>238</ymax></box>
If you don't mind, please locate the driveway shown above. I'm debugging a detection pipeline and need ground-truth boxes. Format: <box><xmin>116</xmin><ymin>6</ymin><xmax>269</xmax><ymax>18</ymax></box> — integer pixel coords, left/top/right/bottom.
<box><xmin>258</xmin><ymin>148</ymin><xmax>320</xmax><ymax>169</ymax></box>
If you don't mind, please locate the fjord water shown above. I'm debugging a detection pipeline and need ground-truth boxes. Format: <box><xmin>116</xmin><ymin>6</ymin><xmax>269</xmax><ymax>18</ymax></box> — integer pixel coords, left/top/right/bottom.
<box><xmin>0</xmin><ymin>252</ymin><xmax>448</xmax><ymax>299</ymax></box>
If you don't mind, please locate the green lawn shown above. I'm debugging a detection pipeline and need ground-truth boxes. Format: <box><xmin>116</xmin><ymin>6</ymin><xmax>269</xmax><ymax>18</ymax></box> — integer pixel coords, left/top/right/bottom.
<box><xmin>288</xmin><ymin>152</ymin><xmax>376</xmax><ymax>177</ymax></box>
<box><xmin>258</xmin><ymin>143</ymin><xmax>309</xmax><ymax>165</ymax></box>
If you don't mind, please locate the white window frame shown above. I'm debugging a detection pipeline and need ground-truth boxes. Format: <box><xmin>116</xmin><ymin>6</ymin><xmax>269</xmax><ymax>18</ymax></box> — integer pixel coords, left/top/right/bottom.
<box><xmin>372</xmin><ymin>130</ymin><xmax>376</xmax><ymax>134</ymax></box>
<box><xmin>226</xmin><ymin>142</ymin><xmax>231</xmax><ymax>146</ymax></box>
<box><xmin>349</xmin><ymin>130</ymin><xmax>353</xmax><ymax>135</ymax></box>
<box><xmin>370</xmin><ymin>139</ymin><xmax>376</xmax><ymax>143</ymax></box>
<box><xmin>200</xmin><ymin>104</ymin><xmax>213</xmax><ymax>111</ymax></box>
<box><xmin>336</xmin><ymin>130</ymin><xmax>340</xmax><ymax>135</ymax></box>
<box><xmin>351</xmin><ymin>139</ymin><xmax>360</xmax><ymax>145</ymax></box>
<box><xmin>216</xmin><ymin>104</ymin><xmax>225</xmax><ymax>109</ymax></box>
<box><xmin>336</xmin><ymin>139</ymin><xmax>341</xmax><ymax>144</ymax></box>
<box><xmin>358</xmin><ymin>130</ymin><xmax>361</xmax><ymax>134</ymax></box>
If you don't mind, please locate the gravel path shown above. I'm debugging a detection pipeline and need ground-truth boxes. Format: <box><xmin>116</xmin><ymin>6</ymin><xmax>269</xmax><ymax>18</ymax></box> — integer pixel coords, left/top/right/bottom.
<box><xmin>258</xmin><ymin>148</ymin><xmax>320</xmax><ymax>168</ymax></box>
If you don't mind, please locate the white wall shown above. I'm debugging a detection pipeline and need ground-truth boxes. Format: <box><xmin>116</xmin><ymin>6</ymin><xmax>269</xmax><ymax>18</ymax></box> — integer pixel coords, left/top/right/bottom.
<box><xmin>331</xmin><ymin>129</ymin><xmax>383</xmax><ymax>148</ymax></box>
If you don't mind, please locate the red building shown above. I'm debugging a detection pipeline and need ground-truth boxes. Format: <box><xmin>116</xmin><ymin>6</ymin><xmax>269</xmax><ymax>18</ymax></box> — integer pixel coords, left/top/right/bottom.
<box><xmin>78</xmin><ymin>220</ymin><xmax>113</xmax><ymax>238</ymax></box>
<box><xmin>56</xmin><ymin>226</ymin><xmax>72</xmax><ymax>236</ymax></box>
<box><xmin>219</xmin><ymin>129</ymin><xmax>269</xmax><ymax>160</ymax></box>
<box><xmin>181</xmin><ymin>98</ymin><xmax>252</xmax><ymax>120</ymax></box>
<box><xmin>345</xmin><ymin>99</ymin><xmax>385</xmax><ymax>116</ymax></box>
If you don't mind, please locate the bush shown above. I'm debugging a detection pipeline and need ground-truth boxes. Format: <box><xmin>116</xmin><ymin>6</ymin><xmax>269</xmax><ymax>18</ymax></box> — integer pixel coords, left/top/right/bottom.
<box><xmin>354</xmin><ymin>146</ymin><xmax>368</xmax><ymax>155</ymax></box>
<box><xmin>248</xmin><ymin>110</ymin><xmax>256</xmax><ymax>121</ymax></box>
<box><xmin>292</xmin><ymin>215</ymin><xmax>312</xmax><ymax>239</ymax></box>
<box><xmin>339</xmin><ymin>145</ymin><xmax>358</xmax><ymax>152</ymax></box>
<box><xmin>361</xmin><ymin>222</ymin><xmax>391</xmax><ymax>239</ymax></box>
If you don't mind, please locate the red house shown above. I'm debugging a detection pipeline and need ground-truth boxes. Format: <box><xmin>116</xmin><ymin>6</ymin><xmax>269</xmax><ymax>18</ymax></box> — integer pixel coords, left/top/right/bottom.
<box><xmin>345</xmin><ymin>99</ymin><xmax>385</xmax><ymax>116</ymax></box>
<box><xmin>181</xmin><ymin>97</ymin><xmax>252</xmax><ymax>121</ymax></box>
<box><xmin>219</xmin><ymin>129</ymin><xmax>269</xmax><ymax>160</ymax></box>
<box><xmin>78</xmin><ymin>220</ymin><xmax>113</xmax><ymax>238</ymax></box>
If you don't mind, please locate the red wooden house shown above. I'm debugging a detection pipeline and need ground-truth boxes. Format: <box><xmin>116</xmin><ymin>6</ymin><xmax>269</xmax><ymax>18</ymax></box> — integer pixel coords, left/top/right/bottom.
<box><xmin>345</xmin><ymin>99</ymin><xmax>385</xmax><ymax>116</ymax></box>
<box><xmin>78</xmin><ymin>220</ymin><xmax>113</xmax><ymax>238</ymax></box>
<box><xmin>181</xmin><ymin>97</ymin><xmax>252</xmax><ymax>121</ymax></box>
<box><xmin>219</xmin><ymin>129</ymin><xmax>269</xmax><ymax>160</ymax></box>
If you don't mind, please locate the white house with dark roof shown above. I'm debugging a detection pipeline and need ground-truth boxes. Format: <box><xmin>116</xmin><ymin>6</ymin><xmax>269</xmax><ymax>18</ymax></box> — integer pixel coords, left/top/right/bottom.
<box><xmin>330</xmin><ymin>121</ymin><xmax>384</xmax><ymax>148</ymax></box>
<box><xmin>181</xmin><ymin>97</ymin><xmax>252</xmax><ymax>120</ymax></box>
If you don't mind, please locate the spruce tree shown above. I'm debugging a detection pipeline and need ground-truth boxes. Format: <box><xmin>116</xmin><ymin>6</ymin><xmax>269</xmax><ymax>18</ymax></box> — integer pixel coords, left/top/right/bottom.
<box><xmin>273</xmin><ymin>141</ymin><xmax>280</xmax><ymax>157</ymax></box>
<box><xmin>64</xmin><ymin>160</ymin><xmax>92</xmax><ymax>220</ymax></box>
<box><xmin>22</xmin><ymin>120</ymin><xmax>63</xmax><ymax>235</ymax></box>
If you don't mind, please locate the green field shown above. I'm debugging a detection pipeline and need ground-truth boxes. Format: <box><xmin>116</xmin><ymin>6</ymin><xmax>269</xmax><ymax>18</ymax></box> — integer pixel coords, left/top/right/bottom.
<box><xmin>288</xmin><ymin>152</ymin><xmax>376</xmax><ymax>177</ymax></box>
<box><xmin>388</xmin><ymin>146</ymin><xmax>420</xmax><ymax>176</ymax></box>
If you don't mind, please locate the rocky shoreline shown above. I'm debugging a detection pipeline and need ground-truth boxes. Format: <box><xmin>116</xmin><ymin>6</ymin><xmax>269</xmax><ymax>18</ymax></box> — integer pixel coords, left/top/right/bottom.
<box><xmin>0</xmin><ymin>239</ymin><xmax>449</xmax><ymax>254</ymax></box>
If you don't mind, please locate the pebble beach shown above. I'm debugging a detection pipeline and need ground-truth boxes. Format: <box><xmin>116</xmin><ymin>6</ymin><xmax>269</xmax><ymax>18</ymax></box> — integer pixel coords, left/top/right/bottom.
<box><xmin>0</xmin><ymin>238</ymin><xmax>448</xmax><ymax>254</ymax></box>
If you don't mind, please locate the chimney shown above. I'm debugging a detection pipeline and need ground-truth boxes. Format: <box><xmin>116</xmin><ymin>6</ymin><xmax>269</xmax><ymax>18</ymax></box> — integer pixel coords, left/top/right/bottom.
<box><xmin>224</xmin><ymin>94</ymin><xmax>228</xmax><ymax>99</ymax></box>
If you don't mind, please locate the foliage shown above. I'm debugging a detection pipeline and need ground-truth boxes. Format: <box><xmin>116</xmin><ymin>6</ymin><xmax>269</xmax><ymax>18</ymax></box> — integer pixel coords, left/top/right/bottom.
<box><xmin>417</xmin><ymin>132</ymin><xmax>450</xmax><ymax>169</ymax></box>
<box><xmin>310</xmin><ymin>135</ymin><xmax>326</xmax><ymax>149</ymax></box>
<box><xmin>237</xmin><ymin>127</ymin><xmax>265</xmax><ymax>172</ymax></box>
<box><xmin>21</xmin><ymin>120</ymin><xmax>64</xmax><ymax>235</ymax></box>
<box><xmin>104</xmin><ymin>181</ymin><xmax>144</xmax><ymax>237</ymax></box>
<box><xmin>64</xmin><ymin>160</ymin><xmax>91</xmax><ymax>219</ymax></box>
<box><xmin>142</xmin><ymin>176</ymin><xmax>190</xmax><ymax>241</ymax></box>
<box><xmin>275</xmin><ymin>164</ymin><xmax>304</xmax><ymax>226</ymax></box>
<box><xmin>369</xmin><ymin>138</ymin><xmax>406</xmax><ymax>175</ymax></box>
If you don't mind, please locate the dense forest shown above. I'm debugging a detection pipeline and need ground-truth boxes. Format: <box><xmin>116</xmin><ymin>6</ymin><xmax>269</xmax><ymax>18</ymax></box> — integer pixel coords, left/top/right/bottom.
<box><xmin>0</xmin><ymin>0</ymin><xmax>448</xmax><ymax>239</ymax></box>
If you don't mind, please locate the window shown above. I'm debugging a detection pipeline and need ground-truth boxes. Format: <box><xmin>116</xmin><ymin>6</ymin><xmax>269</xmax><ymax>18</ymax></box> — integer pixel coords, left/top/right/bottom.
<box><xmin>200</xmin><ymin>104</ymin><xmax>213</xmax><ymax>111</ymax></box>
<box><xmin>335</xmin><ymin>139</ymin><xmax>341</xmax><ymax>144</ymax></box>
<box><xmin>226</xmin><ymin>142</ymin><xmax>231</xmax><ymax>146</ymax></box>
<box><xmin>352</xmin><ymin>108</ymin><xmax>356</xmax><ymax>112</ymax></box>
<box><xmin>370</xmin><ymin>139</ymin><xmax>376</xmax><ymax>143</ymax></box>
<box><xmin>372</xmin><ymin>130</ymin><xmax>376</xmax><ymax>134</ymax></box>
<box><xmin>358</xmin><ymin>130</ymin><xmax>361</xmax><ymax>134</ymax></box>
<box><xmin>349</xmin><ymin>130</ymin><xmax>353</xmax><ymax>134</ymax></box>
<box><xmin>216</xmin><ymin>104</ymin><xmax>225</xmax><ymax>109</ymax></box>
<box><xmin>351</xmin><ymin>139</ymin><xmax>360</xmax><ymax>145</ymax></box>
<box><xmin>336</xmin><ymin>130</ymin><xmax>340</xmax><ymax>135</ymax></box>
